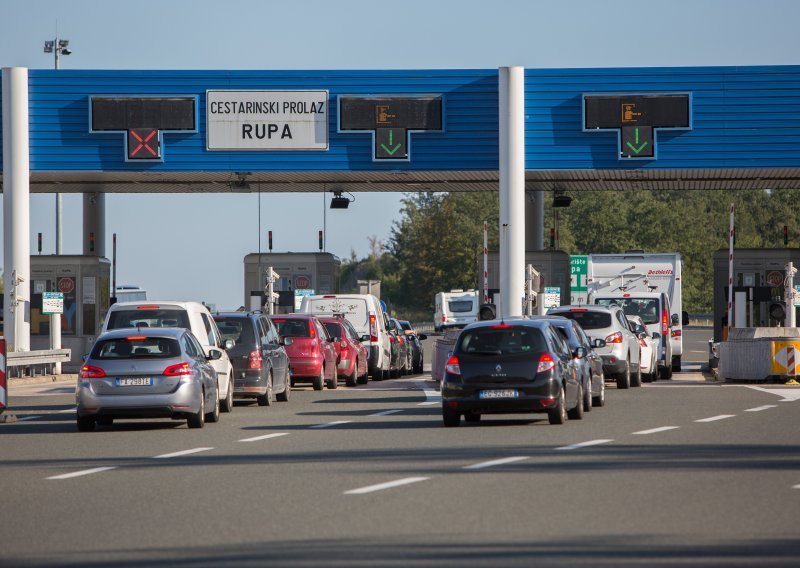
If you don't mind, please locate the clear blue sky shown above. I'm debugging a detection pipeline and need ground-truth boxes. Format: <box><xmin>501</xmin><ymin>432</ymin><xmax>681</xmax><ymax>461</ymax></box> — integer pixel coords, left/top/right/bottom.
<box><xmin>2</xmin><ymin>0</ymin><xmax>799</xmax><ymax>309</ymax></box>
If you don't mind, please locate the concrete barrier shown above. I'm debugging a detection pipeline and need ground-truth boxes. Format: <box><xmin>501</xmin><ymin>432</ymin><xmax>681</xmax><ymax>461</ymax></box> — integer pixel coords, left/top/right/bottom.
<box><xmin>719</xmin><ymin>327</ymin><xmax>800</xmax><ymax>382</ymax></box>
<box><xmin>431</xmin><ymin>329</ymin><xmax>461</xmax><ymax>383</ymax></box>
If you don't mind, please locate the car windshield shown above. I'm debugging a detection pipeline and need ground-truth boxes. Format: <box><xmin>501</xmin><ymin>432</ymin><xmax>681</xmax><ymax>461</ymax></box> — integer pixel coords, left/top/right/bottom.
<box><xmin>213</xmin><ymin>317</ymin><xmax>255</xmax><ymax>347</ymax></box>
<box><xmin>323</xmin><ymin>322</ymin><xmax>342</xmax><ymax>340</ymax></box>
<box><xmin>448</xmin><ymin>300</ymin><xmax>474</xmax><ymax>313</ymax></box>
<box><xmin>457</xmin><ymin>326</ymin><xmax>546</xmax><ymax>355</ymax></box>
<box><xmin>107</xmin><ymin>308</ymin><xmax>191</xmax><ymax>330</ymax></box>
<box><xmin>555</xmin><ymin>310</ymin><xmax>612</xmax><ymax>330</ymax></box>
<box><xmin>399</xmin><ymin>321</ymin><xmax>412</xmax><ymax>331</ymax></box>
<box><xmin>596</xmin><ymin>298</ymin><xmax>659</xmax><ymax>325</ymax></box>
<box><xmin>91</xmin><ymin>337</ymin><xmax>179</xmax><ymax>359</ymax></box>
<box><xmin>272</xmin><ymin>318</ymin><xmax>311</xmax><ymax>338</ymax></box>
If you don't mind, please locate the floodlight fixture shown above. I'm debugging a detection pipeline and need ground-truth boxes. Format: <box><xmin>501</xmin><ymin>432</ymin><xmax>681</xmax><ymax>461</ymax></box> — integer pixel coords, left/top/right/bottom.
<box><xmin>330</xmin><ymin>190</ymin><xmax>354</xmax><ymax>209</ymax></box>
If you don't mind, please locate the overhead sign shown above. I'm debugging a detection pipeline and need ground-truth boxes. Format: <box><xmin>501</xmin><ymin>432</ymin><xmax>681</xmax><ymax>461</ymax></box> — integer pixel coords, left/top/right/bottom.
<box><xmin>339</xmin><ymin>95</ymin><xmax>443</xmax><ymax>161</ymax></box>
<box><xmin>570</xmin><ymin>255</ymin><xmax>588</xmax><ymax>305</ymax></box>
<box><xmin>583</xmin><ymin>93</ymin><xmax>691</xmax><ymax>159</ymax></box>
<box><xmin>42</xmin><ymin>292</ymin><xmax>64</xmax><ymax>315</ymax></box>
<box><xmin>90</xmin><ymin>96</ymin><xmax>197</xmax><ymax>162</ymax></box>
<box><xmin>207</xmin><ymin>91</ymin><xmax>328</xmax><ymax>151</ymax></box>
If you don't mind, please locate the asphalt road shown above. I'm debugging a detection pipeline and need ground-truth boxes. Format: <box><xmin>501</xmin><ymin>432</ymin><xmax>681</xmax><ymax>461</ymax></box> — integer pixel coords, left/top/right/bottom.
<box><xmin>2</xmin><ymin>329</ymin><xmax>799</xmax><ymax>567</ymax></box>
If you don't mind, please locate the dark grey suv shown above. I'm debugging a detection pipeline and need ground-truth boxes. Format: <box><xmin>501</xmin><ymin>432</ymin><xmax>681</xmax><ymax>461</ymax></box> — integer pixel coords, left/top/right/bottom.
<box><xmin>213</xmin><ymin>312</ymin><xmax>291</xmax><ymax>406</ymax></box>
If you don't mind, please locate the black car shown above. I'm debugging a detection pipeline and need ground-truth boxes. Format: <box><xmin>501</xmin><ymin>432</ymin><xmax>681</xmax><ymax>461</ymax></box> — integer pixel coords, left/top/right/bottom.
<box><xmin>441</xmin><ymin>318</ymin><xmax>583</xmax><ymax>427</ymax></box>
<box><xmin>387</xmin><ymin>318</ymin><xmax>411</xmax><ymax>377</ymax></box>
<box><xmin>398</xmin><ymin>319</ymin><xmax>427</xmax><ymax>374</ymax></box>
<box><xmin>213</xmin><ymin>312</ymin><xmax>291</xmax><ymax>406</ymax></box>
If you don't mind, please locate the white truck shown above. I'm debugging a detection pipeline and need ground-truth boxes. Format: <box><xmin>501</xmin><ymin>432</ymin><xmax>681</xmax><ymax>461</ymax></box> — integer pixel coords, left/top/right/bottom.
<box><xmin>434</xmin><ymin>289</ymin><xmax>480</xmax><ymax>332</ymax></box>
<box><xmin>586</xmin><ymin>253</ymin><xmax>688</xmax><ymax>372</ymax></box>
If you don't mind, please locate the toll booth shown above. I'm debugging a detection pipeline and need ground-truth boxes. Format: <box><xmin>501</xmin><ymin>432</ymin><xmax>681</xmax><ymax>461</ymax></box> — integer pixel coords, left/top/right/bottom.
<box><xmin>29</xmin><ymin>255</ymin><xmax>112</xmax><ymax>370</ymax></box>
<box><xmin>479</xmin><ymin>250</ymin><xmax>571</xmax><ymax>310</ymax></box>
<box><xmin>713</xmin><ymin>248</ymin><xmax>800</xmax><ymax>342</ymax></box>
<box><xmin>244</xmin><ymin>252</ymin><xmax>340</xmax><ymax>312</ymax></box>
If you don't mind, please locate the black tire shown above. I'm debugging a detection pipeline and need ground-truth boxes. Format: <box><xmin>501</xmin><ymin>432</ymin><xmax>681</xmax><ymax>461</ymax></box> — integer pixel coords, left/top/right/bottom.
<box><xmin>188</xmin><ymin>390</ymin><xmax>206</xmax><ymax>429</ymax></box>
<box><xmin>220</xmin><ymin>375</ymin><xmax>234</xmax><ymax>413</ymax></box>
<box><xmin>568</xmin><ymin>383</ymin><xmax>585</xmax><ymax>420</ymax></box>
<box><xmin>77</xmin><ymin>416</ymin><xmax>96</xmax><ymax>432</ymax></box>
<box><xmin>345</xmin><ymin>369</ymin><xmax>357</xmax><ymax>387</ymax></box>
<box><xmin>313</xmin><ymin>368</ymin><xmax>325</xmax><ymax>391</ymax></box>
<box><xmin>206</xmin><ymin>382</ymin><xmax>221</xmax><ymax>422</ymax></box>
<box><xmin>672</xmin><ymin>356</ymin><xmax>681</xmax><ymax>372</ymax></box>
<box><xmin>592</xmin><ymin>373</ymin><xmax>606</xmax><ymax>407</ymax></box>
<box><xmin>464</xmin><ymin>411</ymin><xmax>481</xmax><ymax>423</ymax></box>
<box><xmin>327</xmin><ymin>368</ymin><xmax>338</xmax><ymax>389</ymax></box>
<box><xmin>276</xmin><ymin>368</ymin><xmax>291</xmax><ymax>402</ymax></box>
<box><xmin>442</xmin><ymin>406</ymin><xmax>461</xmax><ymax>427</ymax></box>
<box><xmin>356</xmin><ymin>369</ymin><xmax>369</xmax><ymax>385</ymax></box>
<box><xmin>548</xmin><ymin>385</ymin><xmax>568</xmax><ymax>425</ymax></box>
<box><xmin>661</xmin><ymin>364</ymin><xmax>673</xmax><ymax>380</ymax></box>
<box><xmin>583</xmin><ymin>378</ymin><xmax>593</xmax><ymax>412</ymax></box>
<box><xmin>414</xmin><ymin>359</ymin><xmax>423</xmax><ymax>374</ymax></box>
<box><xmin>631</xmin><ymin>361</ymin><xmax>642</xmax><ymax>388</ymax></box>
<box><xmin>97</xmin><ymin>416</ymin><xmax>113</xmax><ymax>427</ymax></box>
<box><xmin>257</xmin><ymin>372</ymin><xmax>274</xmax><ymax>406</ymax></box>
<box><xmin>616</xmin><ymin>361</ymin><xmax>631</xmax><ymax>390</ymax></box>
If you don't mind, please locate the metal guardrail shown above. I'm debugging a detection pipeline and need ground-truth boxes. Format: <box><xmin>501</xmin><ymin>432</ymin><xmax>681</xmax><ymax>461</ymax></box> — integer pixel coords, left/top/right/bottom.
<box><xmin>7</xmin><ymin>349</ymin><xmax>71</xmax><ymax>367</ymax></box>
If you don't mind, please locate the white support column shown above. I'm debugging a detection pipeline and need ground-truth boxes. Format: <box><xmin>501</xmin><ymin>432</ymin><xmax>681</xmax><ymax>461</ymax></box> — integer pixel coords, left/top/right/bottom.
<box><xmin>524</xmin><ymin>189</ymin><xmax>544</xmax><ymax>251</ymax></box>
<box><xmin>2</xmin><ymin>67</ymin><xmax>31</xmax><ymax>352</ymax></box>
<box><xmin>82</xmin><ymin>192</ymin><xmax>106</xmax><ymax>256</ymax></box>
<box><xmin>499</xmin><ymin>66</ymin><xmax>525</xmax><ymax>318</ymax></box>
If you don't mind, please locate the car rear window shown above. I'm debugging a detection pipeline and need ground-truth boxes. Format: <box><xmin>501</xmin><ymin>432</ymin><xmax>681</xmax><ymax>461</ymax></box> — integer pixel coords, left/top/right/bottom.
<box><xmin>107</xmin><ymin>308</ymin><xmax>191</xmax><ymax>330</ymax></box>
<box><xmin>213</xmin><ymin>316</ymin><xmax>255</xmax><ymax>348</ymax></box>
<box><xmin>448</xmin><ymin>300</ymin><xmax>474</xmax><ymax>313</ymax></box>
<box><xmin>91</xmin><ymin>337</ymin><xmax>179</xmax><ymax>360</ymax></box>
<box><xmin>595</xmin><ymin>298</ymin><xmax>660</xmax><ymax>325</ymax></box>
<box><xmin>555</xmin><ymin>310</ymin><xmax>612</xmax><ymax>330</ymax></box>
<box><xmin>323</xmin><ymin>322</ymin><xmax>343</xmax><ymax>340</ymax></box>
<box><xmin>272</xmin><ymin>318</ymin><xmax>311</xmax><ymax>338</ymax></box>
<box><xmin>456</xmin><ymin>326</ymin><xmax>546</xmax><ymax>355</ymax></box>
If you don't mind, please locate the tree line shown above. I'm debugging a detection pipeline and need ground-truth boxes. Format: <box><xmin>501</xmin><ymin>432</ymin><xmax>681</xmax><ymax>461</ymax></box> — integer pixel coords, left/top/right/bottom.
<box><xmin>341</xmin><ymin>189</ymin><xmax>799</xmax><ymax>317</ymax></box>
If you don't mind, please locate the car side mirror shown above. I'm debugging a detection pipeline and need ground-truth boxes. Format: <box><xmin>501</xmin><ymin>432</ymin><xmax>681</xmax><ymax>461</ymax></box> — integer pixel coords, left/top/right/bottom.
<box><xmin>652</xmin><ymin>332</ymin><xmax>661</xmax><ymax>340</ymax></box>
<box><xmin>418</xmin><ymin>333</ymin><xmax>427</xmax><ymax>340</ymax></box>
<box><xmin>573</xmin><ymin>346</ymin><xmax>587</xmax><ymax>359</ymax></box>
<box><xmin>592</xmin><ymin>338</ymin><xmax>606</xmax><ymax>348</ymax></box>
<box><xmin>681</xmin><ymin>311</ymin><xmax>689</xmax><ymax>326</ymax></box>
<box><xmin>207</xmin><ymin>348</ymin><xmax>223</xmax><ymax>361</ymax></box>
<box><xmin>280</xmin><ymin>337</ymin><xmax>293</xmax><ymax>346</ymax></box>
<box><xmin>224</xmin><ymin>339</ymin><xmax>235</xmax><ymax>350</ymax></box>
<box><xmin>671</xmin><ymin>313</ymin><xmax>680</xmax><ymax>326</ymax></box>
<box><xmin>639</xmin><ymin>331</ymin><xmax>648</xmax><ymax>340</ymax></box>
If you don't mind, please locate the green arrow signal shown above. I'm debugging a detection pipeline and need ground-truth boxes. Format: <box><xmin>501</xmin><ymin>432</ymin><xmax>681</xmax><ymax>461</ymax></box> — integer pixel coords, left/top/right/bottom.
<box><xmin>626</xmin><ymin>127</ymin><xmax>648</xmax><ymax>154</ymax></box>
<box><xmin>380</xmin><ymin>129</ymin><xmax>402</xmax><ymax>156</ymax></box>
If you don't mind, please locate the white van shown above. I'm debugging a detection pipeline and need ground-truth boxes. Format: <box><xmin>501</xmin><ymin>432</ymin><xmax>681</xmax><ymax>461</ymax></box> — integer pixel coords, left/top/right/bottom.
<box><xmin>101</xmin><ymin>301</ymin><xmax>235</xmax><ymax>412</ymax></box>
<box><xmin>434</xmin><ymin>290</ymin><xmax>479</xmax><ymax>332</ymax></box>
<box><xmin>298</xmin><ymin>294</ymin><xmax>391</xmax><ymax>380</ymax></box>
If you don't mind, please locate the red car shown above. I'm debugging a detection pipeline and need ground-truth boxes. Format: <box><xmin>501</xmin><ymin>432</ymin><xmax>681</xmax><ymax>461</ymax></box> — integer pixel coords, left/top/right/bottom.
<box><xmin>269</xmin><ymin>314</ymin><xmax>338</xmax><ymax>391</ymax></box>
<box><xmin>319</xmin><ymin>316</ymin><xmax>369</xmax><ymax>386</ymax></box>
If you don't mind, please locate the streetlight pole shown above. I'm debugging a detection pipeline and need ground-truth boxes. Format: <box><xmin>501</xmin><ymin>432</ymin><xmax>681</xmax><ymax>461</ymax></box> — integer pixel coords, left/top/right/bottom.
<box><xmin>43</xmin><ymin>37</ymin><xmax>71</xmax><ymax>254</ymax></box>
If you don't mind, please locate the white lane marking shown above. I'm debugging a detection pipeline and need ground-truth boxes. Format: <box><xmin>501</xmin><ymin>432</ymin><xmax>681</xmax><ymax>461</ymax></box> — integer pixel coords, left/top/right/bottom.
<box><xmin>344</xmin><ymin>476</ymin><xmax>430</xmax><ymax>495</ymax></box>
<box><xmin>309</xmin><ymin>420</ymin><xmax>352</xmax><ymax>429</ymax></box>
<box><xmin>556</xmin><ymin>439</ymin><xmax>614</xmax><ymax>451</ymax></box>
<box><xmin>695</xmin><ymin>415</ymin><xmax>736</xmax><ymax>423</ymax></box>
<box><xmin>57</xmin><ymin>407</ymin><xmax>77</xmax><ymax>413</ymax></box>
<box><xmin>745</xmin><ymin>405</ymin><xmax>778</xmax><ymax>412</ymax></box>
<box><xmin>632</xmin><ymin>426</ymin><xmax>680</xmax><ymax>435</ymax></box>
<box><xmin>369</xmin><ymin>409</ymin><xmax>404</xmax><ymax>417</ymax></box>
<box><xmin>17</xmin><ymin>415</ymin><xmax>43</xmax><ymax>421</ymax></box>
<box><xmin>793</xmin><ymin>484</ymin><xmax>800</xmax><ymax>490</ymax></box>
<box><xmin>419</xmin><ymin>388</ymin><xmax>441</xmax><ymax>406</ymax></box>
<box><xmin>238</xmin><ymin>433</ymin><xmax>289</xmax><ymax>443</ymax></box>
<box><xmin>746</xmin><ymin>387</ymin><xmax>800</xmax><ymax>402</ymax></box>
<box><xmin>418</xmin><ymin>401</ymin><xmax>440</xmax><ymax>406</ymax></box>
<box><xmin>153</xmin><ymin>447</ymin><xmax>214</xmax><ymax>459</ymax></box>
<box><xmin>47</xmin><ymin>466</ymin><xmax>117</xmax><ymax>480</ymax></box>
<box><xmin>463</xmin><ymin>456</ymin><xmax>529</xmax><ymax>470</ymax></box>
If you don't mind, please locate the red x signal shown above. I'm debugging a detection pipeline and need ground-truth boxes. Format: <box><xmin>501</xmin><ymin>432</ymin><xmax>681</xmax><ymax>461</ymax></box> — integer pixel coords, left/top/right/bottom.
<box><xmin>128</xmin><ymin>128</ymin><xmax>160</xmax><ymax>159</ymax></box>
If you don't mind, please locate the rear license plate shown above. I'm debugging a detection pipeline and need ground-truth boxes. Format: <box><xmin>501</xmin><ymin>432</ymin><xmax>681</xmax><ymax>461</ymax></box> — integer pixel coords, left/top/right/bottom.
<box><xmin>479</xmin><ymin>389</ymin><xmax>518</xmax><ymax>399</ymax></box>
<box><xmin>116</xmin><ymin>377</ymin><xmax>153</xmax><ymax>386</ymax></box>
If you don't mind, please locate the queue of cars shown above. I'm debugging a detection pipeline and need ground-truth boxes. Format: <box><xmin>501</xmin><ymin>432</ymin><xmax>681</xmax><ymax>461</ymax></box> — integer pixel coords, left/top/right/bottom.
<box><xmin>77</xmin><ymin>295</ymin><xmax>425</xmax><ymax>431</ymax></box>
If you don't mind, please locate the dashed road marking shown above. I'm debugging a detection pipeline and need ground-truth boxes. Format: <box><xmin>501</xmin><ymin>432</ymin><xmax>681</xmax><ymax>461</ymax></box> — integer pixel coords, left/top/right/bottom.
<box><xmin>344</xmin><ymin>477</ymin><xmax>430</xmax><ymax>495</ymax></box>
<box><xmin>57</xmin><ymin>407</ymin><xmax>76</xmax><ymax>413</ymax></box>
<box><xmin>17</xmin><ymin>415</ymin><xmax>43</xmax><ymax>421</ymax></box>
<box><xmin>369</xmin><ymin>409</ymin><xmax>404</xmax><ymax>417</ymax></box>
<box><xmin>154</xmin><ymin>447</ymin><xmax>214</xmax><ymax>459</ymax></box>
<box><xmin>632</xmin><ymin>426</ymin><xmax>680</xmax><ymax>435</ymax></box>
<box><xmin>695</xmin><ymin>415</ymin><xmax>736</xmax><ymax>423</ymax></box>
<box><xmin>745</xmin><ymin>405</ymin><xmax>777</xmax><ymax>412</ymax></box>
<box><xmin>463</xmin><ymin>456</ymin><xmax>529</xmax><ymax>470</ymax></box>
<box><xmin>310</xmin><ymin>420</ymin><xmax>352</xmax><ymax>429</ymax></box>
<box><xmin>47</xmin><ymin>466</ymin><xmax>117</xmax><ymax>480</ymax></box>
<box><xmin>556</xmin><ymin>439</ymin><xmax>614</xmax><ymax>451</ymax></box>
<box><xmin>238</xmin><ymin>433</ymin><xmax>289</xmax><ymax>443</ymax></box>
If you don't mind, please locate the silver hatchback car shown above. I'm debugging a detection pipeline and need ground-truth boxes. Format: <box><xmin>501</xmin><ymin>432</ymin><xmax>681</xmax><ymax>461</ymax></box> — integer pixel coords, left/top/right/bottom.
<box><xmin>547</xmin><ymin>305</ymin><xmax>641</xmax><ymax>389</ymax></box>
<box><xmin>76</xmin><ymin>328</ymin><xmax>221</xmax><ymax>431</ymax></box>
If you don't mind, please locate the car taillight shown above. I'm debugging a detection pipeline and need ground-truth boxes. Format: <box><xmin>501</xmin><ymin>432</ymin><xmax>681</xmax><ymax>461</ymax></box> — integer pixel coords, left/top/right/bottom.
<box><xmin>340</xmin><ymin>340</ymin><xmax>348</xmax><ymax>349</ymax></box>
<box><xmin>662</xmin><ymin>309</ymin><xmax>669</xmax><ymax>335</ymax></box>
<box><xmin>639</xmin><ymin>338</ymin><xmax>648</xmax><ymax>347</ymax></box>
<box><xmin>398</xmin><ymin>337</ymin><xmax>404</xmax><ymax>345</ymax></box>
<box><xmin>445</xmin><ymin>356</ymin><xmax>461</xmax><ymax>375</ymax></box>
<box><xmin>441</xmin><ymin>314</ymin><xmax>446</xmax><ymax>322</ymax></box>
<box><xmin>605</xmin><ymin>331</ymin><xmax>623</xmax><ymax>344</ymax></box>
<box><xmin>163</xmin><ymin>362</ymin><xmax>192</xmax><ymax>376</ymax></box>
<box><xmin>671</xmin><ymin>329</ymin><xmax>682</xmax><ymax>338</ymax></box>
<box><xmin>80</xmin><ymin>365</ymin><xmax>106</xmax><ymax>379</ymax></box>
<box><xmin>369</xmin><ymin>313</ymin><xmax>378</xmax><ymax>342</ymax></box>
<box><xmin>537</xmin><ymin>353</ymin><xmax>555</xmax><ymax>373</ymax></box>
<box><xmin>389</xmin><ymin>335</ymin><xmax>395</xmax><ymax>344</ymax></box>
<box><xmin>249</xmin><ymin>350</ymin><xmax>263</xmax><ymax>370</ymax></box>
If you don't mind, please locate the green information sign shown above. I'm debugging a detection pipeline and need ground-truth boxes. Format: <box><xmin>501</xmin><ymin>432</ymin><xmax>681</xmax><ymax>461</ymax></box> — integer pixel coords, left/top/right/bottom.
<box><xmin>570</xmin><ymin>256</ymin><xmax>587</xmax><ymax>292</ymax></box>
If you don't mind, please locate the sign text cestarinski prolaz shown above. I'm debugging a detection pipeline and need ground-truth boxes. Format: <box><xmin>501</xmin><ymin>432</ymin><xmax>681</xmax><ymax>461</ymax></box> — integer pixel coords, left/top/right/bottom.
<box><xmin>206</xmin><ymin>90</ymin><xmax>328</xmax><ymax>150</ymax></box>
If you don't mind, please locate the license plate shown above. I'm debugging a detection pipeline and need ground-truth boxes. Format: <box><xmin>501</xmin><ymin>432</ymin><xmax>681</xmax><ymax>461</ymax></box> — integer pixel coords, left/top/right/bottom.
<box><xmin>479</xmin><ymin>389</ymin><xmax>518</xmax><ymax>399</ymax></box>
<box><xmin>116</xmin><ymin>377</ymin><xmax>153</xmax><ymax>386</ymax></box>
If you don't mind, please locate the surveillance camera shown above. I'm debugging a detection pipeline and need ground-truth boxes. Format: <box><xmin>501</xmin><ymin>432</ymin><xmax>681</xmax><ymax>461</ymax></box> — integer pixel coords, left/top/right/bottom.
<box><xmin>61</xmin><ymin>48</ymin><xmax>72</xmax><ymax>56</ymax></box>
